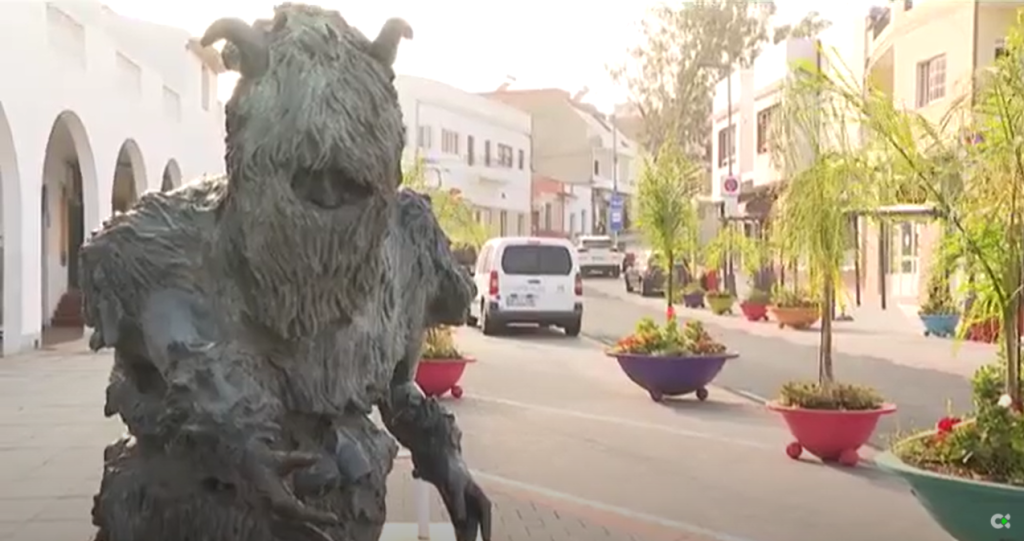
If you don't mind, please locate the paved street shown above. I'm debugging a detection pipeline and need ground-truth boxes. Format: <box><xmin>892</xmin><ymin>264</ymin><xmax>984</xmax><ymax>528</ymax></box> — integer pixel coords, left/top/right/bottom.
<box><xmin>0</xmin><ymin>313</ymin><xmax>957</xmax><ymax>541</ymax></box>
<box><xmin>581</xmin><ymin>277</ymin><xmax>995</xmax><ymax>445</ymax></box>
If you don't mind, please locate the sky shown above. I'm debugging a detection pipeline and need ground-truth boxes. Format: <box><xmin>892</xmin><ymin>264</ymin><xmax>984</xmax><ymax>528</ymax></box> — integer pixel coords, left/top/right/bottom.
<box><xmin>104</xmin><ymin>0</ymin><xmax>879</xmax><ymax>112</ymax></box>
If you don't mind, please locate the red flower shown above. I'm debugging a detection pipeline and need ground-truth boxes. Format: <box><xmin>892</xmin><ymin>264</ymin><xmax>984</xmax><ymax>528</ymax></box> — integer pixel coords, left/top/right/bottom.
<box><xmin>666</xmin><ymin>305</ymin><xmax>676</xmax><ymax>319</ymax></box>
<box><xmin>936</xmin><ymin>416</ymin><xmax>961</xmax><ymax>433</ymax></box>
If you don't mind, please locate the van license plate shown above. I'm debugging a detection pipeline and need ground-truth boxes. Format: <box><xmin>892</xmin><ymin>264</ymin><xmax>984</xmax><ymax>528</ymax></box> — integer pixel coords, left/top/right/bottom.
<box><xmin>508</xmin><ymin>295</ymin><xmax>535</xmax><ymax>308</ymax></box>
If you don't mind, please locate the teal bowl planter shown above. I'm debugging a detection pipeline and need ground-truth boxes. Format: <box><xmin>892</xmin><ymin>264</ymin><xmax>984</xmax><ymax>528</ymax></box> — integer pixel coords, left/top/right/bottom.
<box><xmin>875</xmin><ymin>450</ymin><xmax>1024</xmax><ymax>540</ymax></box>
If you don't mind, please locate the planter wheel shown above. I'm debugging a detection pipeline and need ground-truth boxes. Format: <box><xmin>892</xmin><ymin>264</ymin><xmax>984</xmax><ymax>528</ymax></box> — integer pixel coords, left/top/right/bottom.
<box><xmin>648</xmin><ymin>390</ymin><xmax>664</xmax><ymax>403</ymax></box>
<box><xmin>923</xmin><ymin>330</ymin><xmax>930</xmax><ymax>337</ymax></box>
<box><xmin>761</xmin><ymin>315</ymin><xmax>769</xmax><ymax>322</ymax></box>
<box><xmin>838</xmin><ymin>449</ymin><xmax>859</xmax><ymax>467</ymax></box>
<box><xmin>785</xmin><ymin>442</ymin><xmax>803</xmax><ymax>460</ymax></box>
<box><xmin>450</xmin><ymin>385</ymin><xmax>464</xmax><ymax>399</ymax></box>
<box><xmin>778</xmin><ymin>323</ymin><xmax>785</xmax><ymax>329</ymax></box>
<box><xmin>696</xmin><ymin>387</ymin><xmax>709</xmax><ymax>401</ymax></box>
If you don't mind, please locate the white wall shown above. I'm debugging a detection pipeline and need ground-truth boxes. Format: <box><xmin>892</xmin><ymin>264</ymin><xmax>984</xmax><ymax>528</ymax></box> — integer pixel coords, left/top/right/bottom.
<box><xmin>0</xmin><ymin>1</ymin><xmax>225</xmax><ymax>354</ymax></box>
<box><xmin>563</xmin><ymin>184</ymin><xmax>593</xmax><ymax>237</ymax></box>
<box><xmin>395</xmin><ymin>75</ymin><xmax>532</xmax><ymax>216</ymax></box>
<box><xmin>710</xmin><ymin>38</ymin><xmax>818</xmax><ymax>200</ymax></box>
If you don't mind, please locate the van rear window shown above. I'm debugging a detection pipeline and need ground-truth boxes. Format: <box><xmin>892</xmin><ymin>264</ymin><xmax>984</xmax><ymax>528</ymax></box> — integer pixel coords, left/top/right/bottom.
<box><xmin>501</xmin><ymin>245</ymin><xmax>573</xmax><ymax>276</ymax></box>
<box><xmin>580</xmin><ymin>238</ymin><xmax>614</xmax><ymax>250</ymax></box>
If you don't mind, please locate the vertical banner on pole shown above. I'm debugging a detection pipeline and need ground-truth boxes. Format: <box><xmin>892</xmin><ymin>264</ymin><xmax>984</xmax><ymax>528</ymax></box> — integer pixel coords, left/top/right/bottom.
<box><xmin>609</xmin><ymin>192</ymin><xmax>624</xmax><ymax>234</ymax></box>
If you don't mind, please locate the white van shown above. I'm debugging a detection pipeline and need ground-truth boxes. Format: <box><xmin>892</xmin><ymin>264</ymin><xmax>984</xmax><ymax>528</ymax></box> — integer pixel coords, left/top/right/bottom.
<box><xmin>469</xmin><ymin>237</ymin><xmax>583</xmax><ymax>337</ymax></box>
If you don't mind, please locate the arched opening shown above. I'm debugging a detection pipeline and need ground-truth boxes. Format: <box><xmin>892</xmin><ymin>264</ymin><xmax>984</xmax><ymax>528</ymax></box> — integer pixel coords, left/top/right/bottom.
<box><xmin>112</xmin><ymin>138</ymin><xmax>146</xmax><ymax>213</ymax></box>
<box><xmin>41</xmin><ymin>111</ymin><xmax>97</xmax><ymax>336</ymax></box>
<box><xmin>161</xmin><ymin>158</ymin><xmax>181</xmax><ymax>192</ymax></box>
<box><xmin>0</xmin><ymin>103</ymin><xmax>22</xmax><ymax>355</ymax></box>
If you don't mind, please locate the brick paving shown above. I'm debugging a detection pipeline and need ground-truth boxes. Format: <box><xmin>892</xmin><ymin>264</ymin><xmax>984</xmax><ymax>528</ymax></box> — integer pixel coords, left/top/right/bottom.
<box><xmin>0</xmin><ymin>341</ymin><xmax>709</xmax><ymax>541</ymax></box>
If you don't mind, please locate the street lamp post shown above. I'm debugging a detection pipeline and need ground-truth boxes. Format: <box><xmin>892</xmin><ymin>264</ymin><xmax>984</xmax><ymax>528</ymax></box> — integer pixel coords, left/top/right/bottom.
<box><xmin>722</xmin><ymin>61</ymin><xmax>737</xmax><ymax>297</ymax></box>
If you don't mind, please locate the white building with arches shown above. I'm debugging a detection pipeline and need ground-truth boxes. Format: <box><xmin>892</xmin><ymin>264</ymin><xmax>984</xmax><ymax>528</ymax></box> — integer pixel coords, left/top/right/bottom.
<box><xmin>0</xmin><ymin>1</ymin><xmax>226</xmax><ymax>355</ymax></box>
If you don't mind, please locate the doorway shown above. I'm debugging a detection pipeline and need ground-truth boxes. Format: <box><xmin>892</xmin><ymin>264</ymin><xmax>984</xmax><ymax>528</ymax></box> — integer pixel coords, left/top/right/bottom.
<box><xmin>887</xmin><ymin>221</ymin><xmax>920</xmax><ymax>299</ymax></box>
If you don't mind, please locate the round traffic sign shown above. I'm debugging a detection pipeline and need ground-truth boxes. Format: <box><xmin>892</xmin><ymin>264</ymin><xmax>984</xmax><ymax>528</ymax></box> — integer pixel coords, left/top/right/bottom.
<box><xmin>723</xmin><ymin>176</ymin><xmax>739</xmax><ymax>195</ymax></box>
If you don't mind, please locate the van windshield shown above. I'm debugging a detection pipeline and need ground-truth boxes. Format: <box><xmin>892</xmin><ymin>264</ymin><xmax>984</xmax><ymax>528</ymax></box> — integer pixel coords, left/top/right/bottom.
<box><xmin>580</xmin><ymin>238</ymin><xmax>614</xmax><ymax>250</ymax></box>
<box><xmin>501</xmin><ymin>245</ymin><xmax>573</xmax><ymax>276</ymax></box>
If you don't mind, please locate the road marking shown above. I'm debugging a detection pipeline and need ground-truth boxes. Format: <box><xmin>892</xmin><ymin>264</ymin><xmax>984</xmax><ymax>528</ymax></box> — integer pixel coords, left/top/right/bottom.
<box><xmin>467</xmin><ymin>394</ymin><xmax>771</xmax><ymax>449</ymax></box>
<box><xmin>471</xmin><ymin>469</ymin><xmax>767</xmax><ymax>541</ymax></box>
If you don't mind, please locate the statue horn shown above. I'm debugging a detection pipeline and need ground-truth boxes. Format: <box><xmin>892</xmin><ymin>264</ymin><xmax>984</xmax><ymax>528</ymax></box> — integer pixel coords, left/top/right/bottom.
<box><xmin>200</xmin><ymin>17</ymin><xmax>269</xmax><ymax>79</ymax></box>
<box><xmin>369</xmin><ymin>18</ymin><xmax>413</xmax><ymax>67</ymax></box>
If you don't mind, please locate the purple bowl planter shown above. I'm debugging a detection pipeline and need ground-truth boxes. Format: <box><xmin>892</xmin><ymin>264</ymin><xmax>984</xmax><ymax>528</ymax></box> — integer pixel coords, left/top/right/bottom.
<box><xmin>609</xmin><ymin>352</ymin><xmax>738</xmax><ymax>402</ymax></box>
<box><xmin>682</xmin><ymin>292</ymin><xmax>705</xmax><ymax>308</ymax></box>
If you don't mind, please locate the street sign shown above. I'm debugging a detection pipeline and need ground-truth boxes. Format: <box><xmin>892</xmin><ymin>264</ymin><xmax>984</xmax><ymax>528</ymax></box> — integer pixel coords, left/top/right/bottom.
<box><xmin>721</xmin><ymin>175</ymin><xmax>740</xmax><ymax>218</ymax></box>
<box><xmin>609</xmin><ymin>193</ymin><xmax>624</xmax><ymax>233</ymax></box>
<box><xmin>721</xmin><ymin>175</ymin><xmax>739</xmax><ymax>196</ymax></box>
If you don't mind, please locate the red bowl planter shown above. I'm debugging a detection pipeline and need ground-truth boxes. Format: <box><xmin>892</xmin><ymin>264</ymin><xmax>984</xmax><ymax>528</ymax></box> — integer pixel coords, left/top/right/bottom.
<box><xmin>767</xmin><ymin>401</ymin><xmax>896</xmax><ymax>466</ymax></box>
<box><xmin>415</xmin><ymin>357</ymin><xmax>475</xmax><ymax>399</ymax></box>
<box><xmin>739</xmin><ymin>302</ymin><xmax>769</xmax><ymax>322</ymax></box>
<box><xmin>967</xmin><ymin>317</ymin><xmax>1024</xmax><ymax>343</ymax></box>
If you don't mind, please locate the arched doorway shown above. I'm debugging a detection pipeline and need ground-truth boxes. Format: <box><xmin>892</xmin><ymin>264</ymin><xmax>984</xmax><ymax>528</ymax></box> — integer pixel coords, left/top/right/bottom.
<box><xmin>41</xmin><ymin>111</ymin><xmax>97</xmax><ymax>332</ymax></box>
<box><xmin>112</xmin><ymin>138</ymin><xmax>146</xmax><ymax>213</ymax></box>
<box><xmin>0</xmin><ymin>103</ymin><xmax>22</xmax><ymax>354</ymax></box>
<box><xmin>161</xmin><ymin>158</ymin><xmax>181</xmax><ymax>192</ymax></box>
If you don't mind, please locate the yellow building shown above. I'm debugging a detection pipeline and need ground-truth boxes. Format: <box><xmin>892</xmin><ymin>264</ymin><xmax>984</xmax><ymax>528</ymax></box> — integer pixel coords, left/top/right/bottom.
<box><xmin>859</xmin><ymin>0</ymin><xmax>1024</xmax><ymax>309</ymax></box>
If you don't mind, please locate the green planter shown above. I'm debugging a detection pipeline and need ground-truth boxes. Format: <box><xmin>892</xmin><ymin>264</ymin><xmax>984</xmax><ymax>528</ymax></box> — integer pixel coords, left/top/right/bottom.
<box><xmin>875</xmin><ymin>450</ymin><xmax>1024</xmax><ymax>540</ymax></box>
<box><xmin>705</xmin><ymin>295</ymin><xmax>733</xmax><ymax>315</ymax></box>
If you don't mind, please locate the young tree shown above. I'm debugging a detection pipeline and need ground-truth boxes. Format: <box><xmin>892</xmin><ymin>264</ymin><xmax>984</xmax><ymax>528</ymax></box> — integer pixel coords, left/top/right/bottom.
<box><xmin>772</xmin><ymin>11</ymin><xmax>832</xmax><ymax>44</ymax></box>
<box><xmin>403</xmin><ymin>159</ymin><xmax>489</xmax><ymax>249</ymax></box>
<box><xmin>769</xmin><ymin>53</ymin><xmax>872</xmax><ymax>385</ymax></box>
<box><xmin>634</xmin><ymin>141</ymin><xmax>703</xmax><ymax>316</ymax></box>
<box><xmin>609</xmin><ymin>1</ymin><xmax>776</xmax><ymax>155</ymax></box>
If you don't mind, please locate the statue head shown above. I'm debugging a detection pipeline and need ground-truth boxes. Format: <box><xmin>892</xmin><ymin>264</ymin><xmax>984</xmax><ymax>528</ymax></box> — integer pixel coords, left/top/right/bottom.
<box><xmin>200</xmin><ymin>3</ymin><xmax>413</xmax><ymax>338</ymax></box>
<box><xmin>397</xmin><ymin>190</ymin><xmax>476</xmax><ymax>327</ymax></box>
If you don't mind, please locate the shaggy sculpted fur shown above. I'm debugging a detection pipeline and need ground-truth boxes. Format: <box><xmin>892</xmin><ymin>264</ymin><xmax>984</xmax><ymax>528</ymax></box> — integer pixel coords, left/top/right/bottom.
<box><xmin>83</xmin><ymin>5</ymin><xmax>488</xmax><ymax>541</ymax></box>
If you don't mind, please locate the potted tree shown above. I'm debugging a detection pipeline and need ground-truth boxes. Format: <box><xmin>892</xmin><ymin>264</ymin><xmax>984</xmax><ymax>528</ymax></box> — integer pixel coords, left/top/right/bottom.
<box><xmin>918</xmin><ymin>266</ymin><xmax>959</xmax><ymax>338</ymax></box>
<box><xmin>608</xmin><ymin>317</ymin><xmax>736</xmax><ymax>402</ymax></box>
<box><xmin>764</xmin><ymin>49</ymin><xmax>894</xmax><ymax>467</ymax></box>
<box><xmin>810</xmin><ymin>19</ymin><xmax>1024</xmax><ymax>538</ymax></box>
<box><xmin>680</xmin><ymin>282</ymin><xmax>706</xmax><ymax>308</ymax></box>
<box><xmin>701</xmin><ymin>228</ymin><xmax>739</xmax><ymax>313</ymax></box>
<box><xmin>740</xmin><ymin>288</ymin><xmax>772</xmax><ymax>322</ymax></box>
<box><xmin>633</xmin><ymin>139</ymin><xmax>702</xmax><ymax>317</ymax></box>
<box><xmin>705</xmin><ymin>290</ymin><xmax>734</xmax><ymax>315</ymax></box>
<box><xmin>416</xmin><ymin>326</ymin><xmax>475</xmax><ymax>399</ymax></box>
<box><xmin>769</xmin><ymin>287</ymin><xmax>820</xmax><ymax>330</ymax></box>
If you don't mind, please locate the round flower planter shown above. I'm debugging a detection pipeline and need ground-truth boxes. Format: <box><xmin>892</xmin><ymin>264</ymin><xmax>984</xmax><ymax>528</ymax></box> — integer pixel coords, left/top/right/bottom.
<box><xmin>766</xmin><ymin>401</ymin><xmax>896</xmax><ymax>466</ymax></box>
<box><xmin>769</xmin><ymin>306</ymin><xmax>820</xmax><ymax>330</ymax></box>
<box><xmin>875</xmin><ymin>449</ymin><xmax>1024</xmax><ymax>541</ymax></box>
<box><xmin>415</xmin><ymin>357</ymin><xmax>475</xmax><ymax>399</ymax></box>
<box><xmin>681</xmin><ymin>291</ymin><xmax>705</xmax><ymax>308</ymax></box>
<box><xmin>919</xmin><ymin>313</ymin><xmax>959</xmax><ymax>338</ymax></box>
<box><xmin>739</xmin><ymin>302</ymin><xmax>769</xmax><ymax>322</ymax></box>
<box><xmin>705</xmin><ymin>295</ymin><xmax>733</xmax><ymax>315</ymax></box>
<box><xmin>609</xmin><ymin>352</ymin><xmax>738</xmax><ymax>403</ymax></box>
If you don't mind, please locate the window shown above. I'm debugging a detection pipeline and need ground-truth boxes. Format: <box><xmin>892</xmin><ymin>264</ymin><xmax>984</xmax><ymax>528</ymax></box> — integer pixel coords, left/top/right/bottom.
<box><xmin>581</xmin><ymin>210</ymin><xmax>587</xmax><ymax>233</ymax></box>
<box><xmin>903</xmin><ymin>0</ymin><xmax>914</xmax><ymax>10</ymax></box>
<box><xmin>417</xmin><ymin>126</ymin><xmax>433</xmax><ymax>149</ymax></box>
<box><xmin>500</xmin><ymin>245</ymin><xmax>573</xmax><ymax>276</ymax></box>
<box><xmin>569</xmin><ymin>214</ymin><xmax>576</xmax><ymax>234</ymax></box>
<box><xmin>467</xmin><ymin>135</ymin><xmax>476</xmax><ymax>165</ymax></box>
<box><xmin>717</xmin><ymin>125</ymin><xmax>735</xmax><ymax>167</ymax></box>
<box><xmin>544</xmin><ymin>203</ymin><xmax>552</xmax><ymax>231</ymax></box>
<box><xmin>499</xmin><ymin>211</ymin><xmax>508</xmax><ymax>235</ymax></box>
<box><xmin>531</xmin><ymin>210</ymin><xmax>540</xmax><ymax>232</ymax></box>
<box><xmin>441</xmin><ymin>129</ymin><xmax>459</xmax><ymax>154</ymax></box>
<box><xmin>756</xmin><ymin>106</ymin><xmax>776</xmax><ymax>154</ymax></box>
<box><xmin>996</xmin><ymin>38</ymin><xmax>1008</xmax><ymax>60</ymax></box>
<box><xmin>916</xmin><ymin>54</ymin><xmax>946</xmax><ymax>108</ymax></box>
<box><xmin>484</xmin><ymin>140</ymin><xmax>492</xmax><ymax>166</ymax></box>
<box><xmin>163</xmin><ymin>86</ymin><xmax>182</xmax><ymax>122</ymax></box>
<box><xmin>497</xmin><ymin>144</ymin><xmax>514</xmax><ymax>168</ymax></box>
<box><xmin>593</xmin><ymin>160</ymin><xmax>600</xmax><ymax>176</ymax></box>
<box><xmin>474</xmin><ymin>209</ymin><xmax>482</xmax><ymax>224</ymax></box>
<box><xmin>116</xmin><ymin>52</ymin><xmax>142</xmax><ymax>98</ymax></box>
<box><xmin>517</xmin><ymin>213</ymin><xmax>525</xmax><ymax>235</ymax></box>
<box><xmin>200</xmin><ymin>66</ymin><xmax>211</xmax><ymax>111</ymax></box>
<box><xmin>581</xmin><ymin>237</ymin><xmax>615</xmax><ymax>250</ymax></box>
<box><xmin>518</xmin><ymin>149</ymin><xmax>525</xmax><ymax>170</ymax></box>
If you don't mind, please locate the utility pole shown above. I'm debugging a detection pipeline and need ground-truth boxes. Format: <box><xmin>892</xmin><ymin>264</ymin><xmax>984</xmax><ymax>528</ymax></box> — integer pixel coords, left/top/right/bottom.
<box><xmin>723</xmin><ymin>60</ymin><xmax>737</xmax><ymax>296</ymax></box>
<box><xmin>611</xmin><ymin>112</ymin><xmax>619</xmax><ymax>248</ymax></box>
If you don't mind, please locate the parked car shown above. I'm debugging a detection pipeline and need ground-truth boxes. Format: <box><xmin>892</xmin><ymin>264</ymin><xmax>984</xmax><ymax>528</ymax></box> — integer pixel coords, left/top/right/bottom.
<box><xmin>469</xmin><ymin>237</ymin><xmax>584</xmax><ymax>337</ymax></box>
<box><xmin>624</xmin><ymin>251</ymin><xmax>690</xmax><ymax>297</ymax></box>
<box><xmin>576</xmin><ymin>235</ymin><xmax>624</xmax><ymax>277</ymax></box>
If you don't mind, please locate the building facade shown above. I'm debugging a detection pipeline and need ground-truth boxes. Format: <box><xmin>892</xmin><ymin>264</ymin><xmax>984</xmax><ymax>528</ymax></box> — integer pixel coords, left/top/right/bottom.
<box><xmin>395</xmin><ymin>75</ymin><xmax>532</xmax><ymax>238</ymax></box>
<box><xmin>0</xmin><ymin>1</ymin><xmax>226</xmax><ymax>355</ymax></box>
<box><xmin>530</xmin><ymin>174</ymin><xmax>572</xmax><ymax>238</ymax></box>
<box><xmin>482</xmin><ymin>88</ymin><xmax>639</xmax><ymax>239</ymax></box>
<box><xmin>861</xmin><ymin>0</ymin><xmax>1024</xmax><ymax>308</ymax></box>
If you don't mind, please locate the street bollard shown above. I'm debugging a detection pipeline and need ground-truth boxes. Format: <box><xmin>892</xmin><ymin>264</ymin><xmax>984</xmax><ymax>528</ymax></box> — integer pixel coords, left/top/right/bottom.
<box><xmin>415</xmin><ymin>477</ymin><xmax>431</xmax><ymax>540</ymax></box>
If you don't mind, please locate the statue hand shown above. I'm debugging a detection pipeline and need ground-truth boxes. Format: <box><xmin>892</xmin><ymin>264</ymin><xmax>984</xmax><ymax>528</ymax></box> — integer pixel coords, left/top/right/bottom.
<box><xmin>414</xmin><ymin>456</ymin><xmax>491</xmax><ymax>541</ymax></box>
<box><xmin>242</xmin><ymin>439</ymin><xmax>339</xmax><ymax>526</ymax></box>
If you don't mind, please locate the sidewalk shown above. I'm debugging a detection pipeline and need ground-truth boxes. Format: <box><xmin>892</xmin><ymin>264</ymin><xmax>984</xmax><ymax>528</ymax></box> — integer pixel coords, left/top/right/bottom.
<box><xmin>0</xmin><ymin>343</ymin><xmax>713</xmax><ymax>541</ymax></box>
